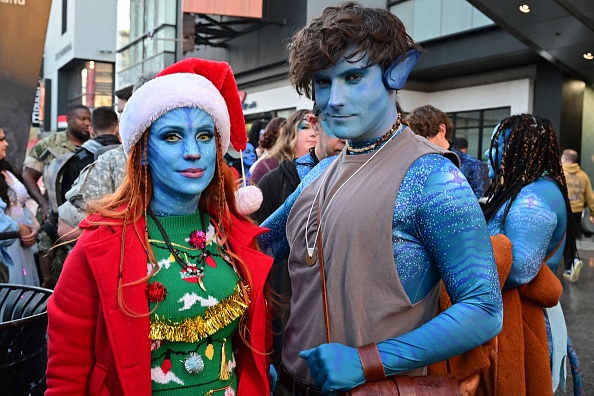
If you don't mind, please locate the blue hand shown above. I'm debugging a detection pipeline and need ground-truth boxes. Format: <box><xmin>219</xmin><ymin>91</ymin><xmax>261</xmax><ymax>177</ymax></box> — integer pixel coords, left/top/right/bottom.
<box><xmin>269</xmin><ymin>364</ymin><xmax>277</xmax><ymax>395</ymax></box>
<box><xmin>299</xmin><ymin>343</ymin><xmax>366</xmax><ymax>393</ymax></box>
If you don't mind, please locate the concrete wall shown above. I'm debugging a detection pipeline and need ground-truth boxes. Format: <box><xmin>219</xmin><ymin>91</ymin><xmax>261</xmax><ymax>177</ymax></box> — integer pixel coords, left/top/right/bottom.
<box><xmin>43</xmin><ymin>0</ymin><xmax>116</xmax><ymax>131</ymax></box>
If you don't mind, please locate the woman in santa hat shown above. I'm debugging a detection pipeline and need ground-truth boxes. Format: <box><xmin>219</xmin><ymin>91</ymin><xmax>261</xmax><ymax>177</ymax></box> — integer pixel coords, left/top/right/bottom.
<box><xmin>45</xmin><ymin>58</ymin><xmax>272</xmax><ymax>396</ymax></box>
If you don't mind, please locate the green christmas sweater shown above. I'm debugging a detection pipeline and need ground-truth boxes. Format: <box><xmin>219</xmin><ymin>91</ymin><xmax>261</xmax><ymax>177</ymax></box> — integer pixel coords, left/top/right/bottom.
<box><xmin>147</xmin><ymin>212</ymin><xmax>246</xmax><ymax>396</ymax></box>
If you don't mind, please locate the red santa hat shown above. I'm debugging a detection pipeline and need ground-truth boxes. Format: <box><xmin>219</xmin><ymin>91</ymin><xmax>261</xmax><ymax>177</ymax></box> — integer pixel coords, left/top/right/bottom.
<box><xmin>119</xmin><ymin>58</ymin><xmax>246</xmax><ymax>156</ymax></box>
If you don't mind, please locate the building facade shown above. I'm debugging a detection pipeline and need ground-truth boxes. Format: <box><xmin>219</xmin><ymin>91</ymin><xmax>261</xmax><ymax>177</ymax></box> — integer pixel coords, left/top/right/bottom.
<box><xmin>115</xmin><ymin>0</ymin><xmax>594</xmax><ymax>174</ymax></box>
<box><xmin>43</xmin><ymin>0</ymin><xmax>117</xmax><ymax>132</ymax></box>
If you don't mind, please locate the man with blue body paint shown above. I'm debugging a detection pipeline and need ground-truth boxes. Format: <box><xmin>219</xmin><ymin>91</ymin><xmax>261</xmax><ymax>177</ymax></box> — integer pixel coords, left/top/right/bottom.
<box><xmin>260</xmin><ymin>3</ymin><xmax>503</xmax><ymax>395</ymax></box>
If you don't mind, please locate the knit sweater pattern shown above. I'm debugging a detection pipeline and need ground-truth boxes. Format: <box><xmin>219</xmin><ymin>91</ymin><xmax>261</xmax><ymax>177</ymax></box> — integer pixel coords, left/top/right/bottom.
<box><xmin>147</xmin><ymin>212</ymin><xmax>243</xmax><ymax>395</ymax></box>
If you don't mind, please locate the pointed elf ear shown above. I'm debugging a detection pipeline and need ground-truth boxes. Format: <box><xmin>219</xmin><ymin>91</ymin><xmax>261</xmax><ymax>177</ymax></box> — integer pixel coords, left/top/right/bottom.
<box><xmin>382</xmin><ymin>49</ymin><xmax>421</xmax><ymax>91</ymax></box>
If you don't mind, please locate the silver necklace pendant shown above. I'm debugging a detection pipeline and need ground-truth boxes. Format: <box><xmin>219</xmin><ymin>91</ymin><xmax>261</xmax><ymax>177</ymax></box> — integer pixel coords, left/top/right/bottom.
<box><xmin>305</xmin><ymin>248</ymin><xmax>317</xmax><ymax>266</ymax></box>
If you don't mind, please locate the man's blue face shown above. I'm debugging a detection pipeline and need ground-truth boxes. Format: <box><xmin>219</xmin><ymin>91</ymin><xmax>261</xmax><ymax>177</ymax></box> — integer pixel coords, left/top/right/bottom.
<box><xmin>313</xmin><ymin>54</ymin><xmax>398</xmax><ymax>143</ymax></box>
<box><xmin>485</xmin><ymin>125</ymin><xmax>507</xmax><ymax>179</ymax></box>
<box><xmin>148</xmin><ymin>107</ymin><xmax>217</xmax><ymax>214</ymax></box>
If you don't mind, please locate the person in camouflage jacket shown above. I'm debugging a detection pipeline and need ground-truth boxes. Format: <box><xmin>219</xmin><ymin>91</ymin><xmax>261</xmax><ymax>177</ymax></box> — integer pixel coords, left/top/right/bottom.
<box><xmin>58</xmin><ymin>145</ymin><xmax>127</xmax><ymax>240</ymax></box>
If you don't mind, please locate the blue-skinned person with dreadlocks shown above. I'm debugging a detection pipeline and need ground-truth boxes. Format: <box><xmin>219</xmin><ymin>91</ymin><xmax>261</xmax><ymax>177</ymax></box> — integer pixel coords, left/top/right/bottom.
<box><xmin>258</xmin><ymin>3</ymin><xmax>503</xmax><ymax>395</ymax></box>
<box><xmin>480</xmin><ymin>114</ymin><xmax>582</xmax><ymax>395</ymax></box>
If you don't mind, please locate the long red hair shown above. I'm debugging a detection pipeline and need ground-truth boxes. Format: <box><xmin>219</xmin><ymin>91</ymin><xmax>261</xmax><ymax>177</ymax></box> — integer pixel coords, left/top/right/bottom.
<box><xmin>87</xmin><ymin>131</ymin><xmax>253</xmax><ymax>336</ymax></box>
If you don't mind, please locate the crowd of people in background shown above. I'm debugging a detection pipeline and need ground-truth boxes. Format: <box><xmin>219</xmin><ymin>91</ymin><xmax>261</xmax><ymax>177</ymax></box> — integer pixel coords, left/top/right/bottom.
<box><xmin>0</xmin><ymin>2</ymin><xmax>589</xmax><ymax>395</ymax></box>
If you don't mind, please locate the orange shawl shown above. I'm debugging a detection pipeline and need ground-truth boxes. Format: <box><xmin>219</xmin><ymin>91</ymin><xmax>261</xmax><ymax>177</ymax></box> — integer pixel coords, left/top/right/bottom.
<box><xmin>428</xmin><ymin>234</ymin><xmax>562</xmax><ymax>396</ymax></box>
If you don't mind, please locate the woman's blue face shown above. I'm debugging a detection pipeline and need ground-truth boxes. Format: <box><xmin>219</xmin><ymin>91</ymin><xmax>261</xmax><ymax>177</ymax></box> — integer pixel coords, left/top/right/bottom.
<box><xmin>484</xmin><ymin>125</ymin><xmax>507</xmax><ymax>179</ymax></box>
<box><xmin>148</xmin><ymin>107</ymin><xmax>217</xmax><ymax>214</ymax></box>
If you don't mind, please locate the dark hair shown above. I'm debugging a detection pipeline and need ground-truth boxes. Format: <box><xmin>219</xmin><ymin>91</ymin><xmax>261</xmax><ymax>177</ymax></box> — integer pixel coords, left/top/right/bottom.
<box><xmin>454</xmin><ymin>137</ymin><xmax>468</xmax><ymax>150</ymax></box>
<box><xmin>258</xmin><ymin>117</ymin><xmax>285</xmax><ymax>150</ymax></box>
<box><xmin>66</xmin><ymin>104</ymin><xmax>90</xmax><ymax>118</ymax></box>
<box><xmin>248</xmin><ymin>119</ymin><xmax>269</xmax><ymax>149</ymax></box>
<box><xmin>132</xmin><ymin>71</ymin><xmax>158</xmax><ymax>93</ymax></box>
<box><xmin>115</xmin><ymin>85</ymin><xmax>133</xmax><ymax>101</ymax></box>
<box><xmin>92</xmin><ymin>106</ymin><xmax>119</xmax><ymax>134</ymax></box>
<box><xmin>0</xmin><ymin>159</ymin><xmax>21</xmax><ymax>208</ymax></box>
<box><xmin>288</xmin><ymin>1</ymin><xmax>421</xmax><ymax>98</ymax></box>
<box><xmin>482</xmin><ymin>114</ymin><xmax>577</xmax><ymax>266</ymax></box>
<box><xmin>405</xmin><ymin>105</ymin><xmax>453</xmax><ymax>140</ymax></box>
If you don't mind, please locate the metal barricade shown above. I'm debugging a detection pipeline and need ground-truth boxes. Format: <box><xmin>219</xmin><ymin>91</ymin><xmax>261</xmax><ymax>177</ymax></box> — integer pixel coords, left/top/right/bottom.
<box><xmin>0</xmin><ymin>284</ymin><xmax>52</xmax><ymax>396</ymax></box>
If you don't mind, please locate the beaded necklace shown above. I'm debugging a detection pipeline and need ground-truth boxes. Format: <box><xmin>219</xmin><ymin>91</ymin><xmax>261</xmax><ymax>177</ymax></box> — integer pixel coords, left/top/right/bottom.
<box><xmin>148</xmin><ymin>208</ymin><xmax>211</xmax><ymax>292</ymax></box>
<box><xmin>345</xmin><ymin>114</ymin><xmax>402</xmax><ymax>154</ymax></box>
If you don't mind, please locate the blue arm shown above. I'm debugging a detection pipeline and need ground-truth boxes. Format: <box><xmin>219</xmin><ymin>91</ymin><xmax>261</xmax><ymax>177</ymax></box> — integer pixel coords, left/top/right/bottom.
<box><xmin>488</xmin><ymin>182</ymin><xmax>559</xmax><ymax>288</ymax></box>
<box><xmin>299</xmin><ymin>157</ymin><xmax>503</xmax><ymax>392</ymax></box>
<box><xmin>259</xmin><ymin>157</ymin><xmax>335</xmax><ymax>260</ymax></box>
<box><xmin>378</xmin><ymin>159</ymin><xmax>503</xmax><ymax>374</ymax></box>
<box><xmin>0</xmin><ymin>200</ymin><xmax>18</xmax><ymax>247</ymax></box>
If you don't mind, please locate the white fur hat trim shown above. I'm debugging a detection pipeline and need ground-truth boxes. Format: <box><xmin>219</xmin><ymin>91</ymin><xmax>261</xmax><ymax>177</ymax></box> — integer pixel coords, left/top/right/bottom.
<box><xmin>119</xmin><ymin>73</ymin><xmax>231</xmax><ymax>156</ymax></box>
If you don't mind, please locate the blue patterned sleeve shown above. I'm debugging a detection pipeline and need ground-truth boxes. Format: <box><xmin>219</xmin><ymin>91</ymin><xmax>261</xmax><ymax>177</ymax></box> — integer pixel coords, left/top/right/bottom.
<box><xmin>0</xmin><ymin>199</ymin><xmax>18</xmax><ymax>247</ymax></box>
<box><xmin>499</xmin><ymin>191</ymin><xmax>556</xmax><ymax>289</ymax></box>
<box><xmin>378</xmin><ymin>160</ymin><xmax>503</xmax><ymax>374</ymax></box>
<box><xmin>258</xmin><ymin>157</ymin><xmax>335</xmax><ymax>260</ymax></box>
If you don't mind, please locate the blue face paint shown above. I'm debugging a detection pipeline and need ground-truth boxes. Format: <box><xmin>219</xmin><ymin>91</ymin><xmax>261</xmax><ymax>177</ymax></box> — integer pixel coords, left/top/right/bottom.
<box><xmin>485</xmin><ymin>125</ymin><xmax>508</xmax><ymax>179</ymax></box>
<box><xmin>242</xmin><ymin>142</ymin><xmax>257</xmax><ymax>167</ymax></box>
<box><xmin>148</xmin><ymin>107</ymin><xmax>217</xmax><ymax>216</ymax></box>
<box><xmin>313</xmin><ymin>54</ymin><xmax>398</xmax><ymax>143</ymax></box>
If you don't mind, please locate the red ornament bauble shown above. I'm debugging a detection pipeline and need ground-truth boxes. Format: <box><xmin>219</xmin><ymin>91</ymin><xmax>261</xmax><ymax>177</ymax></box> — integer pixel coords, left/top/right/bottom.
<box><xmin>189</xmin><ymin>230</ymin><xmax>207</xmax><ymax>249</ymax></box>
<box><xmin>147</xmin><ymin>282</ymin><xmax>167</xmax><ymax>302</ymax></box>
<box><xmin>205</xmin><ymin>255</ymin><xmax>217</xmax><ymax>268</ymax></box>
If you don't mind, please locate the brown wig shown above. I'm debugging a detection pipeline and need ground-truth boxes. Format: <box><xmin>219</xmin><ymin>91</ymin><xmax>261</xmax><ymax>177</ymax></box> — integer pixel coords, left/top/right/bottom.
<box><xmin>405</xmin><ymin>105</ymin><xmax>453</xmax><ymax>140</ymax></box>
<box><xmin>482</xmin><ymin>114</ymin><xmax>577</xmax><ymax>268</ymax></box>
<box><xmin>288</xmin><ymin>1</ymin><xmax>421</xmax><ymax>99</ymax></box>
<box><xmin>258</xmin><ymin>117</ymin><xmax>286</xmax><ymax>150</ymax></box>
<box><xmin>87</xmin><ymin>129</ymin><xmax>256</xmax><ymax>344</ymax></box>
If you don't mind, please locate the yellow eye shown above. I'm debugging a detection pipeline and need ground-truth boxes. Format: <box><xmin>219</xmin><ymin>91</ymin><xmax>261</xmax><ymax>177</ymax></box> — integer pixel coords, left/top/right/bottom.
<box><xmin>165</xmin><ymin>135</ymin><xmax>180</xmax><ymax>142</ymax></box>
<box><xmin>197</xmin><ymin>133</ymin><xmax>213</xmax><ymax>142</ymax></box>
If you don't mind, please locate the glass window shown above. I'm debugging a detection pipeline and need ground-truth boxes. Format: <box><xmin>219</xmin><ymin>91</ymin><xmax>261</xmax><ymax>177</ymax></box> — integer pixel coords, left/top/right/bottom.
<box><xmin>117</xmin><ymin>0</ymin><xmax>131</xmax><ymax>49</ymax></box>
<box><xmin>144</xmin><ymin>26</ymin><xmax>176</xmax><ymax>58</ymax></box>
<box><xmin>146</xmin><ymin>0</ymin><xmax>157</xmax><ymax>32</ymax></box>
<box><xmin>118</xmin><ymin>63</ymin><xmax>143</xmax><ymax>90</ymax></box>
<box><xmin>130</xmin><ymin>0</ymin><xmax>145</xmax><ymax>42</ymax></box>
<box><xmin>449</xmin><ymin>107</ymin><xmax>510</xmax><ymax>160</ymax></box>
<box><xmin>93</xmin><ymin>62</ymin><xmax>115</xmax><ymax>108</ymax></box>
<box><xmin>61</xmin><ymin>0</ymin><xmax>67</xmax><ymax>34</ymax></box>
<box><xmin>472</xmin><ymin>7</ymin><xmax>493</xmax><ymax>29</ymax></box>
<box><xmin>413</xmin><ymin>0</ymin><xmax>441</xmax><ymax>42</ymax></box>
<box><xmin>388</xmin><ymin>0</ymin><xmax>493</xmax><ymax>42</ymax></box>
<box><xmin>116</xmin><ymin>0</ymin><xmax>178</xmax><ymax>91</ymax></box>
<box><xmin>143</xmin><ymin>52</ymin><xmax>176</xmax><ymax>76</ymax></box>
<box><xmin>144</xmin><ymin>0</ymin><xmax>177</xmax><ymax>33</ymax></box>
<box><xmin>390</xmin><ymin>1</ymin><xmax>415</xmax><ymax>33</ymax></box>
<box><xmin>441</xmin><ymin>0</ymin><xmax>472</xmax><ymax>37</ymax></box>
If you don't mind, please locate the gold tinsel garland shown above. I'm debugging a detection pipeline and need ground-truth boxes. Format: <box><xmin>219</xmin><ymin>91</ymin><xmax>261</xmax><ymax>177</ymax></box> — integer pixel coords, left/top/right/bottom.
<box><xmin>149</xmin><ymin>284</ymin><xmax>250</xmax><ymax>343</ymax></box>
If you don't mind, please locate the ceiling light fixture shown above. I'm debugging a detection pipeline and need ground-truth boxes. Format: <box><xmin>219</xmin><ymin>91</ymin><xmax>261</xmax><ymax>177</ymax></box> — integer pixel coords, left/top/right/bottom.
<box><xmin>519</xmin><ymin>5</ymin><xmax>531</xmax><ymax>13</ymax></box>
<box><xmin>584</xmin><ymin>53</ymin><xmax>594</xmax><ymax>60</ymax></box>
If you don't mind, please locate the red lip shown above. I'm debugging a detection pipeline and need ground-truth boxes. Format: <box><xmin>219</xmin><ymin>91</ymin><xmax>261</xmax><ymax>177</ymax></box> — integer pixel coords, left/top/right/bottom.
<box><xmin>179</xmin><ymin>168</ymin><xmax>205</xmax><ymax>178</ymax></box>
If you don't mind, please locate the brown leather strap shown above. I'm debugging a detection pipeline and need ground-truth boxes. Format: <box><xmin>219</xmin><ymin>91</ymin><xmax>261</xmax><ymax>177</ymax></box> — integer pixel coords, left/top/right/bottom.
<box><xmin>317</xmin><ymin>204</ymin><xmax>331</xmax><ymax>343</ymax></box>
<box><xmin>394</xmin><ymin>375</ymin><xmax>417</xmax><ymax>395</ymax></box>
<box><xmin>357</xmin><ymin>342</ymin><xmax>387</xmax><ymax>382</ymax></box>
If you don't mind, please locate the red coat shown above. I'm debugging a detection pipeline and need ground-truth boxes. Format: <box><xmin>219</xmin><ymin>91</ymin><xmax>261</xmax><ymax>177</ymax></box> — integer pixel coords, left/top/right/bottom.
<box><xmin>46</xmin><ymin>212</ymin><xmax>272</xmax><ymax>396</ymax></box>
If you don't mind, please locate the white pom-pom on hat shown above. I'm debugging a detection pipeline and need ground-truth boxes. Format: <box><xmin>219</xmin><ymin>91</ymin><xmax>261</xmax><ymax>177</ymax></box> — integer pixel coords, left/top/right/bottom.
<box><xmin>235</xmin><ymin>185</ymin><xmax>263</xmax><ymax>216</ymax></box>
